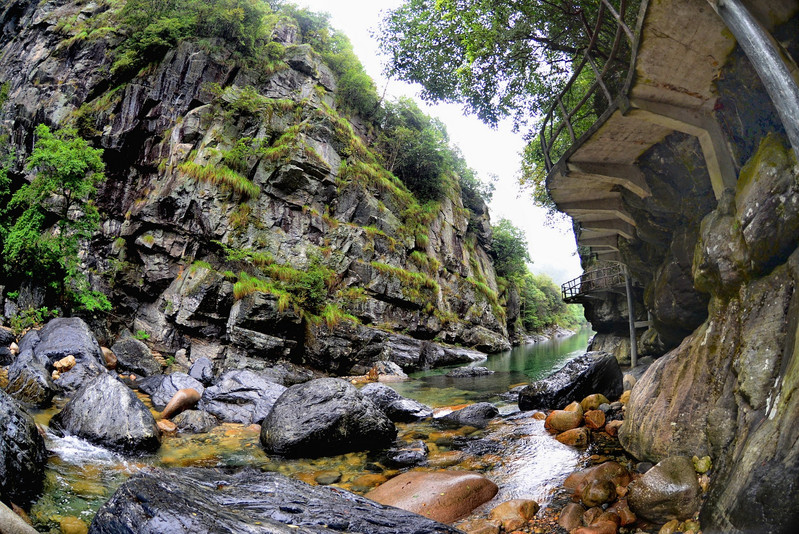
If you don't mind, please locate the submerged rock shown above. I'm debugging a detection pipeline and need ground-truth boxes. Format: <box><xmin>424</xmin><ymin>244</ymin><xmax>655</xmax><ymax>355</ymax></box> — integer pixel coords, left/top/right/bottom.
<box><xmin>518</xmin><ymin>352</ymin><xmax>623</xmax><ymax>410</ymax></box>
<box><xmin>260</xmin><ymin>377</ymin><xmax>396</xmax><ymax>458</ymax></box>
<box><xmin>88</xmin><ymin>468</ymin><xmax>463</xmax><ymax>534</ymax></box>
<box><xmin>50</xmin><ymin>373</ymin><xmax>161</xmax><ymax>454</ymax></box>
<box><xmin>172</xmin><ymin>410</ymin><xmax>219</xmax><ymax>434</ymax></box>
<box><xmin>445</xmin><ymin>366</ymin><xmax>494</xmax><ymax>378</ymax></box>
<box><xmin>199</xmin><ymin>369</ymin><xmax>286</xmax><ymax>424</ymax></box>
<box><xmin>0</xmin><ymin>389</ymin><xmax>47</xmax><ymax>506</ymax></box>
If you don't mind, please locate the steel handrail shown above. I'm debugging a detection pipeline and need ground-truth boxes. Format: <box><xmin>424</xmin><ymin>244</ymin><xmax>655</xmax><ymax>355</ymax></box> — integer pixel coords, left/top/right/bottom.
<box><xmin>561</xmin><ymin>264</ymin><xmax>627</xmax><ymax>300</ymax></box>
<box><xmin>538</xmin><ymin>0</ymin><xmax>646</xmax><ymax>171</ymax></box>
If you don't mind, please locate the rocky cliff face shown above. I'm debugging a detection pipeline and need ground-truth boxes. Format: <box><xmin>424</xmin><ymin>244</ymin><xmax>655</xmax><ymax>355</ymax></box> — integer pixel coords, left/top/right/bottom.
<box><xmin>600</xmin><ymin>14</ymin><xmax>799</xmax><ymax>533</ymax></box>
<box><xmin>0</xmin><ymin>0</ymin><xmax>510</xmax><ymax>375</ymax></box>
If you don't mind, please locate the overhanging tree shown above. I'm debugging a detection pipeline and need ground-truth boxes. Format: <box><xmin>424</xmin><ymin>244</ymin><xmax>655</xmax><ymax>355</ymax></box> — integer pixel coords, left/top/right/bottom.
<box><xmin>377</xmin><ymin>0</ymin><xmax>633</xmax><ymax>129</ymax></box>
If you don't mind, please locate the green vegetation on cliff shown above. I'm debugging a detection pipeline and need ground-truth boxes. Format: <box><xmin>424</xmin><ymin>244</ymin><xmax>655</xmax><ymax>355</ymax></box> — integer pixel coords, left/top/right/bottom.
<box><xmin>491</xmin><ymin>219</ymin><xmax>585</xmax><ymax>333</ymax></box>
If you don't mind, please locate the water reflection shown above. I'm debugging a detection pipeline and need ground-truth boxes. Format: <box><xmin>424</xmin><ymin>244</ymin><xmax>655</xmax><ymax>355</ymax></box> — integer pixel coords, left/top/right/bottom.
<box><xmin>390</xmin><ymin>328</ymin><xmax>593</xmax><ymax>408</ymax></box>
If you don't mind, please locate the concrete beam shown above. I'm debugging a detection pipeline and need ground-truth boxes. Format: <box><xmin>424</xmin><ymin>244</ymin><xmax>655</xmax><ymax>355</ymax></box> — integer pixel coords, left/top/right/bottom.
<box><xmin>593</xmin><ymin>250</ymin><xmax>622</xmax><ymax>262</ymax></box>
<box><xmin>580</xmin><ymin>235</ymin><xmax>620</xmax><ymax>250</ymax></box>
<box><xmin>560</xmin><ymin>197</ymin><xmax>636</xmax><ymax>226</ymax></box>
<box><xmin>579</xmin><ymin>219</ymin><xmax>636</xmax><ymax>240</ymax></box>
<box><xmin>626</xmin><ymin>98</ymin><xmax>738</xmax><ymax>198</ymax></box>
<box><xmin>567</xmin><ymin>162</ymin><xmax>652</xmax><ymax>198</ymax></box>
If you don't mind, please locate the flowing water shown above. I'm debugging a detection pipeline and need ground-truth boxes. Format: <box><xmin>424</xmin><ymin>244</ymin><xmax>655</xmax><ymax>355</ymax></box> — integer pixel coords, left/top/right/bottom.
<box><xmin>28</xmin><ymin>329</ymin><xmax>592</xmax><ymax>532</ymax></box>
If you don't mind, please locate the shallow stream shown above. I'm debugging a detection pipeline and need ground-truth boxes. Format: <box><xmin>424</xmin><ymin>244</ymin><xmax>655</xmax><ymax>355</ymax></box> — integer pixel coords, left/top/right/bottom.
<box><xmin>28</xmin><ymin>328</ymin><xmax>593</xmax><ymax>532</ymax></box>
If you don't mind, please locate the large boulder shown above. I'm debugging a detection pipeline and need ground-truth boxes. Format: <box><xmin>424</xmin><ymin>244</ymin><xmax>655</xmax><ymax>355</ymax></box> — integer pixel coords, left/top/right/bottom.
<box><xmin>359</xmin><ymin>382</ymin><xmax>433</xmax><ymax>422</ymax></box>
<box><xmin>367</xmin><ymin>470</ymin><xmax>498</xmax><ymax>523</ymax></box>
<box><xmin>436</xmin><ymin>402</ymin><xmax>499</xmax><ymax>429</ymax></box>
<box><xmin>0</xmin><ymin>389</ymin><xmax>47</xmax><ymax>506</ymax></box>
<box><xmin>627</xmin><ymin>456</ymin><xmax>700</xmax><ymax>524</ymax></box>
<box><xmin>110</xmin><ymin>332</ymin><xmax>162</xmax><ymax>377</ymax></box>
<box><xmin>199</xmin><ymin>369</ymin><xmax>286</xmax><ymax>424</ymax></box>
<box><xmin>17</xmin><ymin>317</ymin><xmax>108</xmax><ymax>394</ymax></box>
<box><xmin>88</xmin><ymin>468</ymin><xmax>462</xmax><ymax>534</ymax></box>
<box><xmin>188</xmin><ymin>357</ymin><xmax>214</xmax><ymax>385</ymax></box>
<box><xmin>260</xmin><ymin>378</ymin><xmax>396</xmax><ymax>458</ymax></box>
<box><xmin>150</xmin><ymin>373</ymin><xmax>204</xmax><ymax>410</ymax></box>
<box><xmin>50</xmin><ymin>373</ymin><xmax>161</xmax><ymax>454</ymax></box>
<box><xmin>5</xmin><ymin>351</ymin><xmax>55</xmax><ymax>407</ymax></box>
<box><xmin>518</xmin><ymin>352</ymin><xmax>623</xmax><ymax>410</ymax></box>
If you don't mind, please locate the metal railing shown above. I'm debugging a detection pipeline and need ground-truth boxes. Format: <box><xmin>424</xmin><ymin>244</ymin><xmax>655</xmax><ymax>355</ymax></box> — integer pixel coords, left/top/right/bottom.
<box><xmin>562</xmin><ymin>263</ymin><xmax>627</xmax><ymax>301</ymax></box>
<box><xmin>538</xmin><ymin>0</ymin><xmax>648</xmax><ymax>172</ymax></box>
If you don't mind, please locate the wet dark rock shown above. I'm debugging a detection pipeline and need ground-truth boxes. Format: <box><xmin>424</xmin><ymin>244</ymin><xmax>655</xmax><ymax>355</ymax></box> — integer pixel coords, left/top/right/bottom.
<box><xmin>0</xmin><ymin>326</ymin><xmax>14</xmax><ymax>347</ymax></box>
<box><xmin>188</xmin><ymin>357</ymin><xmax>214</xmax><ymax>385</ymax></box>
<box><xmin>628</xmin><ymin>456</ymin><xmax>700</xmax><ymax>524</ymax></box>
<box><xmin>383</xmin><ymin>440</ymin><xmax>428</xmax><ymax>468</ymax></box>
<box><xmin>5</xmin><ymin>351</ymin><xmax>55</xmax><ymax>407</ymax></box>
<box><xmin>0</xmin><ymin>389</ymin><xmax>47</xmax><ymax>506</ymax></box>
<box><xmin>359</xmin><ymin>382</ymin><xmax>432</xmax><ymax>422</ymax></box>
<box><xmin>19</xmin><ymin>317</ymin><xmax>108</xmax><ymax>394</ymax></box>
<box><xmin>50</xmin><ymin>373</ymin><xmax>160</xmax><ymax>454</ymax></box>
<box><xmin>0</xmin><ymin>346</ymin><xmax>12</xmax><ymax>366</ymax></box>
<box><xmin>445</xmin><ymin>366</ymin><xmax>494</xmax><ymax>378</ymax></box>
<box><xmin>260</xmin><ymin>378</ymin><xmax>396</xmax><ymax>458</ymax></box>
<box><xmin>172</xmin><ymin>410</ymin><xmax>219</xmax><ymax>434</ymax></box>
<box><xmin>436</xmin><ymin>402</ymin><xmax>499</xmax><ymax>429</ymax></box>
<box><xmin>150</xmin><ymin>373</ymin><xmax>204</xmax><ymax>410</ymax></box>
<box><xmin>88</xmin><ymin>467</ymin><xmax>463</xmax><ymax>534</ymax></box>
<box><xmin>111</xmin><ymin>332</ymin><xmax>162</xmax><ymax>377</ymax></box>
<box><xmin>518</xmin><ymin>352</ymin><xmax>623</xmax><ymax>410</ymax></box>
<box><xmin>199</xmin><ymin>369</ymin><xmax>286</xmax><ymax>424</ymax></box>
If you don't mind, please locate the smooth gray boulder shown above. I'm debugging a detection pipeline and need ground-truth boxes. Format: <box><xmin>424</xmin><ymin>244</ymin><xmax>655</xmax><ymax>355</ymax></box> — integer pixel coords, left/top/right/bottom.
<box><xmin>50</xmin><ymin>373</ymin><xmax>161</xmax><ymax>454</ymax></box>
<box><xmin>0</xmin><ymin>389</ymin><xmax>47</xmax><ymax>506</ymax></box>
<box><xmin>88</xmin><ymin>468</ymin><xmax>463</xmax><ymax>534</ymax></box>
<box><xmin>199</xmin><ymin>369</ymin><xmax>286</xmax><ymax>424</ymax></box>
<box><xmin>260</xmin><ymin>378</ymin><xmax>396</xmax><ymax>458</ymax></box>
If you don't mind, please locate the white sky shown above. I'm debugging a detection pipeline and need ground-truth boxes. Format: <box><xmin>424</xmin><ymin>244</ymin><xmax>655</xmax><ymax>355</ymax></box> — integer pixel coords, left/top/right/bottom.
<box><xmin>297</xmin><ymin>0</ymin><xmax>582</xmax><ymax>285</ymax></box>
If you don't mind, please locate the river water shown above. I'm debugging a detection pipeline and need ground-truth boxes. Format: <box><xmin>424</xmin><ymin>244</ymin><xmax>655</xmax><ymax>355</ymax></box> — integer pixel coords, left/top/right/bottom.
<box><xmin>28</xmin><ymin>328</ymin><xmax>592</xmax><ymax>531</ymax></box>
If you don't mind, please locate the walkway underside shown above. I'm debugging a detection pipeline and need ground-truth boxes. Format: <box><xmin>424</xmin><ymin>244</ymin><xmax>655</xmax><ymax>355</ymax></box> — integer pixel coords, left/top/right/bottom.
<box><xmin>546</xmin><ymin>0</ymin><xmax>798</xmax><ymax>261</ymax></box>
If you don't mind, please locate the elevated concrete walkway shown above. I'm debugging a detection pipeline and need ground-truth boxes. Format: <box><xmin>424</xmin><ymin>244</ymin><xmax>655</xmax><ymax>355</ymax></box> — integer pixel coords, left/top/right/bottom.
<box><xmin>542</xmin><ymin>0</ymin><xmax>799</xmax><ymax>259</ymax></box>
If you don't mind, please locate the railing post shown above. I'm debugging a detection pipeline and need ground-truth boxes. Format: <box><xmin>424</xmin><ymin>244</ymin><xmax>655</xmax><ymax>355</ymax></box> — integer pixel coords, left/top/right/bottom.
<box><xmin>624</xmin><ymin>264</ymin><xmax>638</xmax><ymax>368</ymax></box>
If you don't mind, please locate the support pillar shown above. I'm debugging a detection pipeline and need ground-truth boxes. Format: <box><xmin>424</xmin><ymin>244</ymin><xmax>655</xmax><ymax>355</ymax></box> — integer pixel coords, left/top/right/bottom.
<box><xmin>624</xmin><ymin>265</ymin><xmax>638</xmax><ymax>368</ymax></box>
